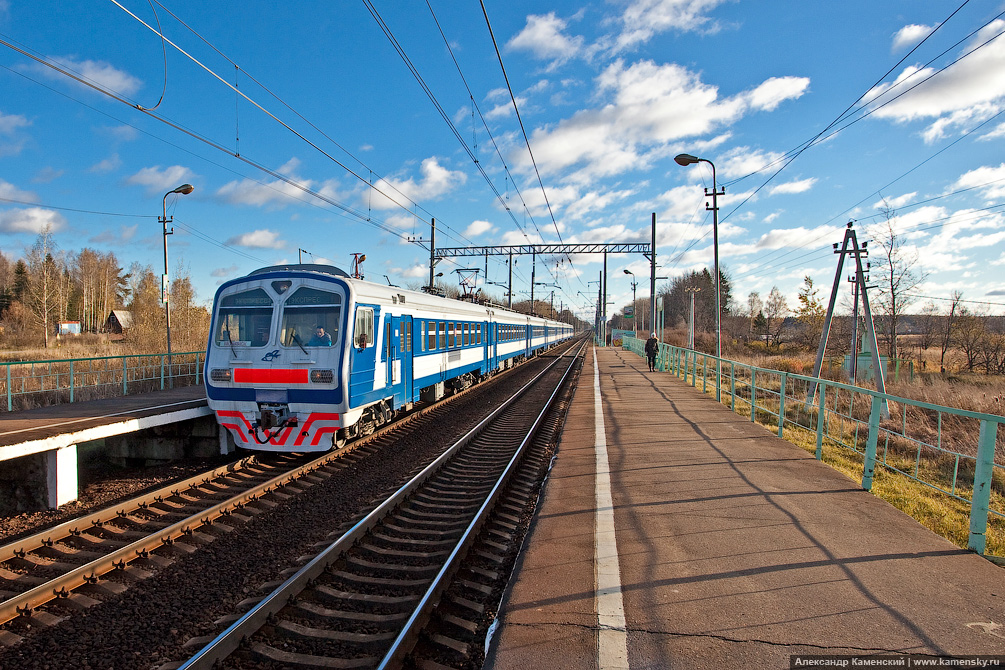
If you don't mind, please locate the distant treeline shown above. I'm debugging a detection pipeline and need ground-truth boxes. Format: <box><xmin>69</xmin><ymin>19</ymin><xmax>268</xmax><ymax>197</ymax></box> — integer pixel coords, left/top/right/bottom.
<box><xmin>0</xmin><ymin>226</ymin><xmax>209</xmax><ymax>353</ymax></box>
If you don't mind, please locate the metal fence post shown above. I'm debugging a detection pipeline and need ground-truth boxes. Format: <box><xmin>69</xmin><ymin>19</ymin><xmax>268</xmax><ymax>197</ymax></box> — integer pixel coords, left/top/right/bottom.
<box><xmin>196</xmin><ymin>352</ymin><xmax>201</xmax><ymax>385</ymax></box>
<box><xmin>862</xmin><ymin>395</ymin><xmax>882</xmax><ymax>491</ymax></box>
<box><xmin>702</xmin><ymin>354</ymin><xmax>707</xmax><ymax>393</ymax></box>
<box><xmin>778</xmin><ymin>373</ymin><xmax>787</xmax><ymax>437</ymax></box>
<box><xmin>815</xmin><ymin>384</ymin><xmax>826</xmax><ymax>460</ymax></box>
<box><xmin>750</xmin><ymin>369</ymin><xmax>756</xmax><ymax>422</ymax></box>
<box><xmin>69</xmin><ymin>360</ymin><xmax>75</xmax><ymax>403</ymax></box>
<box><xmin>968</xmin><ymin>420</ymin><xmax>999</xmax><ymax>555</ymax></box>
<box><xmin>160</xmin><ymin>355</ymin><xmax>165</xmax><ymax>390</ymax></box>
<box><xmin>730</xmin><ymin>362</ymin><xmax>736</xmax><ymax>411</ymax></box>
<box><xmin>123</xmin><ymin>356</ymin><xmax>128</xmax><ymax>395</ymax></box>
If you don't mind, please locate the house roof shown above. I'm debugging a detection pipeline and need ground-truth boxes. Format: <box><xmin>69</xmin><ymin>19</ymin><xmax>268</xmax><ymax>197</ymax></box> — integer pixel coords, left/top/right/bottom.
<box><xmin>109</xmin><ymin>310</ymin><xmax>133</xmax><ymax>328</ymax></box>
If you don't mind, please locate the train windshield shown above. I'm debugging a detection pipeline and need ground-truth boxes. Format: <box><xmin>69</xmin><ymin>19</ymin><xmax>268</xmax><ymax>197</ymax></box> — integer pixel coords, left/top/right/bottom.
<box><xmin>280</xmin><ymin>287</ymin><xmax>342</xmax><ymax>348</ymax></box>
<box><xmin>215</xmin><ymin>289</ymin><xmax>273</xmax><ymax>347</ymax></box>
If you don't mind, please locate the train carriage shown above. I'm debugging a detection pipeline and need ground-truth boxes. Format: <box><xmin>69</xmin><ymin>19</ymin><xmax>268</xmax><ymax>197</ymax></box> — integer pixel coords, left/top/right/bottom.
<box><xmin>205</xmin><ymin>264</ymin><xmax>573</xmax><ymax>453</ymax></box>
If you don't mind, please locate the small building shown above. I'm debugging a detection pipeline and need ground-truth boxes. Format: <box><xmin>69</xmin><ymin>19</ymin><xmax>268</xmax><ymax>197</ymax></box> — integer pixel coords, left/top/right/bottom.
<box><xmin>58</xmin><ymin>321</ymin><xmax>81</xmax><ymax>336</ymax></box>
<box><xmin>104</xmin><ymin>310</ymin><xmax>133</xmax><ymax>335</ymax></box>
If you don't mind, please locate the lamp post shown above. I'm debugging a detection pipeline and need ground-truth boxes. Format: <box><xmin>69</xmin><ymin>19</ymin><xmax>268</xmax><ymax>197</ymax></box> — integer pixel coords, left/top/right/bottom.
<box><xmin>160</xmin><ymin>183</ymin><xmax>194</xmax><ymax>376</ymax></box>
<box><xmin>675</xmin><ymin>153</ymin><xmax>724</xmax><ymax>400</ymax></box>
<box><xmin>623</xmin><ymin>269</ymin><xmax>638</xmax><ymax>335</ymax></box>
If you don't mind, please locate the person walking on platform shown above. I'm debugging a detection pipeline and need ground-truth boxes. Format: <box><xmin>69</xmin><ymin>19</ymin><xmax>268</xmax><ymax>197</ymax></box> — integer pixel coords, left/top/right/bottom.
<box><xmin>645</xmin><ymin>332</ymin><xmax>659</xmax><ymax>372</ymax></box>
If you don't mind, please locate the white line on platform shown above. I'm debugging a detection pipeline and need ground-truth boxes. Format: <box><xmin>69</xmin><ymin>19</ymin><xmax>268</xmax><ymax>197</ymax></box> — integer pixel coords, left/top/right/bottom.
<box><xmin>0</xmin><ymin>399</ymin><xmax>206</xmax><ymax>437</ymax></box>
<box><xmin>594</xmin><ymin>348</ymin><xmax>629</xmax><ymax>670</ymax></box>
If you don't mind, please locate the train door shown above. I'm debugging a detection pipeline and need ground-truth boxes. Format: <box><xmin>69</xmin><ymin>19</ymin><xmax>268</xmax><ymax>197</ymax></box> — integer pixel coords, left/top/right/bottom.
<box><xmin>525</xmin><ymin>318</ymin><xmax>531</xmax><ymax>358</ymax></box>
<box><xmin>399</xmin><ymin>315</ymin><xmax>413</xmax><ymax>403</ymax></box>
<box><xmin>482</xmin><ymin>318</ymin><xmax>491</xmax><ymax>373</ymax></box>
<box><xmin>349</xmin><ymin>305</ymin><xmax>378</xmax><ymax>406</ymax></box>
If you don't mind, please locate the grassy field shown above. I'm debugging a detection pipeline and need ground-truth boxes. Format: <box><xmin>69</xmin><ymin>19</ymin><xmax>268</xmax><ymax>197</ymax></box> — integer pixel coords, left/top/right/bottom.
<box><xmin>649</xmin><ymin>342</ymin><xmax>1005</xmax><ymax>562</ymax></box>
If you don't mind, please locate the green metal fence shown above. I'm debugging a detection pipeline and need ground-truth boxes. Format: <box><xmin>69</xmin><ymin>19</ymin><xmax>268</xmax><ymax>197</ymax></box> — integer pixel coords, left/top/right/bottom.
<box><xmin>1</xmin><ymin>351</ymin><xmax>204</xmax><ymax>412</ymax></box>
<box><xmin>624</xmin><ymin>337</ymin><xmax>1005</xmax><ymax>557</ymax></box>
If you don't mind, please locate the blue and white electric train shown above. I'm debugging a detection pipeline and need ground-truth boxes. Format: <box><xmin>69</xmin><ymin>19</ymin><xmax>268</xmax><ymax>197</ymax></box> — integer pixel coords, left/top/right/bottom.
<box><xmin>205</xmin><ymin>264</ymin><xmax>574</xmax><ymax>452</ymax></box>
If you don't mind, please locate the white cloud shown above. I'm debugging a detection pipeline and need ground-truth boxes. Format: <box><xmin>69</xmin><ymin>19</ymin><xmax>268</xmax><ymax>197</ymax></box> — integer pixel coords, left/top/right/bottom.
<box><xmin>769</xmin><ymin>178</ymin><xmax>817</xmax><ymax>195</ymax></box>
<box><xmin>32</xmin><ymin>56</ymin><xmax>142</xmax><ymax>96</ymax></box>
<box><xmin>518</xmin><ymin>60</ymin><xmax>805</xmax><ymax>183</ymax></box>
<box><xmin>127</xmin><ymin>165</ymin><xmax>196</xmax><ymax>194</ymax></box>
<box><xmin>613</xmin><ymin>0</ymin><xmax>730</xmax><ymax>50</ymax></box>
<box><xmin>0</xmin><ymin>111</ymin><xmax>30</xmax><ymax>135</ymax></box>
<box><xmin>211</xmin><ymin>266</ymin><xmax>239</xmax><ymax>278</ymax></box>
<box><xmin>398</xmin><ymin>264</ymin><xmax>430</xmax><ymax>279</ymax></box>
<box><xmin>978</xmin><ymin>122</ymin><xmax>1005</xmax><ymax>141</ymax></box>
<box><xmin>0</xmin><ymin>111</ymin><xmax>29</xmax><ymax>157</ymax></box>
<box><xmin>370</xmin><ymin>157</ymin><xmax>466</xmax><ymax>210</ymax></box>
<box><xmin>89</xmin><ymin>224</ymin><xmax>138</xmax><ymax>244</ymax></box>
<box><xmin>0</xmin><ymin>179</ymin><xmax>39</xmax><ymax>203</ymax></box>
<box><xmin>507</xmin><ymin>13</ymin><xmax>584</xmax><ymax>65</ymax></box>
<box><xmin>225</xmin><ymin>229</ymin><xmax>285</xmax><ymax>249</ymax></box>
<box><xmin>953</xmin><ymin>163</ymin><xmax>1005</xmax><ymax>201</ymax></box>
<box><xmin>742</xmin><ymin>77</ymin><xmax>811</xmax><ymax>112</ymax></box>
<box><xmin>865</xmin><ymin>21</ymin><xmax>1005</xmax><ymax>140</ymax></box>
<box><xmin>0</xmin><ymin>207</ymin><xmax>66</xmax><ymax>234</ymax></box>
<box><xmin>216</xmin><ymin>161</ymin><xmax>326</xmax><ymax>208</ymax></box>
<box><xmin>873</xmin><ymin>192</ymin><xmax>917</xmax><ymax>210</ymax></box>
<box><xmin>33</xmin><ymin>167</ymin><xmax>63</xmax><ymax>183</ymax></box>
<box><xmin>892</xmin><ymin>24</ymin><xmax>936</xmax><ymax>52</ymax></box>
<box><xmin>90</xmin><ymin>154</ymin><xmax>122</xmax><ymax>173</ymax></box>
<box><xmin>464</xmin><ymin>220</ymin><xmax>494</xmax><ymax>237</ymax></box>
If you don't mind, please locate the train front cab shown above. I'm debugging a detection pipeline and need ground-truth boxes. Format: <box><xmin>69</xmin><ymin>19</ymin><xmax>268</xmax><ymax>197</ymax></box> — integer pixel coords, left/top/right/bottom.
<box><xmin>207</xmin><ymin>275</ymin><xmax>348</xmax><ymax>452</ymax></box>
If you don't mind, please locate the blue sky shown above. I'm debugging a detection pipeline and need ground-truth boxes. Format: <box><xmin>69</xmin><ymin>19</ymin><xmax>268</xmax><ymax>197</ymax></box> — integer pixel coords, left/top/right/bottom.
<box><xmin>1</xmin><ymin>0</ymin><xmax>1004</xmax><ymax>322</ymax></box>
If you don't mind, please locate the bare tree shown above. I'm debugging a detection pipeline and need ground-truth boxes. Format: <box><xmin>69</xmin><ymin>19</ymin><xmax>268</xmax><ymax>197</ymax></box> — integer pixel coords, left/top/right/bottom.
<box><xmin>939</xmin><ymin>291</ymin><xmax>963</xmax><ymax>375</ymax></box>
<box><xmin>764</xmin><ymin>286</ymin><xmax>788</xmax><ymax>350</ymax></box>
<box><xmin>746</xmin><ymin>291</ymin><xmax>762</xmax><ymax>341</ymax></box>
<box><xmin>873</xmin><ymin>201</ymin><xmax>928</xmax><ymax>361</ymax></box>
<box><xmin>23</xmin><ymin>226</ymin><xmax>63</xmax><ymax>348</ymax></box>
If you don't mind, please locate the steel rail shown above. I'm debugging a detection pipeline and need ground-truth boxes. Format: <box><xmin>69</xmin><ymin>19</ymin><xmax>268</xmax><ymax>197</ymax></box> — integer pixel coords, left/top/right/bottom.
<box><xmin>0</xmin><ymin>455</ymin><xmax>262</xmax><ymax>564</ymax></box>
<box><xmin>378</xmin><ymin>339</ymin><xmax>586</xmax><ymax>669</ymax></box>
<box><xmin>177</xmin><ymin>339</ymin><xmax>583</xmax><ymax>670</ymax></box>
<box><xmin>0</xmin><ymin>340</ymin><xmax>565</xmax><ymax>629</ymax></box>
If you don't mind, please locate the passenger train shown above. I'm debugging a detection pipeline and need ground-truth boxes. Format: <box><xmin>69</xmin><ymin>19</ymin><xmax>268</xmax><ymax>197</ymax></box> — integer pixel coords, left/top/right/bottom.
<box><xmin>205</xmin><ymin>264</ymin><xmax>575</xmax><ymax>452</ymax></box>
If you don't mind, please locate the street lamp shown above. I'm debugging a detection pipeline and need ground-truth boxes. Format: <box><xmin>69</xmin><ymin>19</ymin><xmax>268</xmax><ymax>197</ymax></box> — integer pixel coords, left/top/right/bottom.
<box><xmin>623</xmin><ymin>269</ymin><xmax>638</xmax><ymax>334</ymax></box>
<box><xmin>160</xmin><ymin>183</ymin><xmax>194</xmax><ymax>375</ymax></box>
<box><xmin>675</xmin><ymin>153</ymin><xmax>724</xmax><ymax>400</ymax></box>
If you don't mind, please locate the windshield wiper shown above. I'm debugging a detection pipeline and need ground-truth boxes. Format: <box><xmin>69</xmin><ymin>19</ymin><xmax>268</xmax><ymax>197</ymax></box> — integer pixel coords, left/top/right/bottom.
<box><xmin>291</xmin><ymin>332</ymin><xmax>309</xmax><ymax>355</ymax></box>
<box><xmin>225</xmin><ymin>330</ymin><xmax>237</xmax><ymax>358</ymax></box>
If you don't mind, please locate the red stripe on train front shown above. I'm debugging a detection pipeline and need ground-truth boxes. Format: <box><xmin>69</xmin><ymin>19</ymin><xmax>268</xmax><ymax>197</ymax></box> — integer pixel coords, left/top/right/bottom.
<box><xmin>232</xmin><ymin>368</ymin><xmax>309</xmax><ymax>384</ymax></box>
<box><xmin>294</xmin><ymin>412</ymin><xmax>341</xmax><ymax>446</ymax></box>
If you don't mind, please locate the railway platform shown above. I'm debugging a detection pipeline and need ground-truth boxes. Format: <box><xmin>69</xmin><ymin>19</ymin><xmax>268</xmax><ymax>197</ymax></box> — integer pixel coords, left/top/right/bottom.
<box><xmin>485</xmin><ymin>345</ymin><xmax>1004</xmax><ymax>669</ymax></box>
<box><xmin>0</xmin><ymin>385</ymin><xmax>215</xmax><ymax>510</ymax></box>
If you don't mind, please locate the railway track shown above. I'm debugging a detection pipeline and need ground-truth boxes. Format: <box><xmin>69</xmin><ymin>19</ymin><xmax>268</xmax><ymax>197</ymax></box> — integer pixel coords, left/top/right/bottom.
<box><xmin>177</xmin><ymin>341</ymin><xmax>585</xmax><ymax>670</ymax></box>
<box><xmin>0</xmin><ymin>338</ymin><xmax>585</xmax><ymax>658</ymax></box>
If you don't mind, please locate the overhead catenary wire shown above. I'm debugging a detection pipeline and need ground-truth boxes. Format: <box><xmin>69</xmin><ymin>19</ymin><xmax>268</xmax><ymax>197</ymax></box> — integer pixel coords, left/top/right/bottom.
<box><xmin>100</xmin><ymin>0</ymin><xmax>468</xmax><ymax>244</ymax></box>
<box><xmin>144</xmin><ymin>0</ymin><xmax>477</xmax><ymax>252</ymax></box>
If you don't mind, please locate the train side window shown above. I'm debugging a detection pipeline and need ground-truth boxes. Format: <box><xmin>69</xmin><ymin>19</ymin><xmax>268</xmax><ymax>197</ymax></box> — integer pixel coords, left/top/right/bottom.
<box><xmin>354</xmin><ymin>308</ymin><xmax>374</xmax><ymax>349</ymax></box>
<box><xmin>405</xmin><ymin>321</ymin><xmax>411</xmax><ymax>352</ymax></box>
<box><xmin>448</xmin><ymin>322</ymin><xmax>455</xmax><ymax>348</ymax></box>
<box><xmin>429</xmin><ymin>322</ymin><xmax>437</xmax><ymax>350</ymax></box>
<box><xmin>477</xmin><ymin>324</ymin><xmax>481</xmax><ymax>345</ymax></box>
<box><xmin>439</xmin><ymin>321</ymin><xmax>446</xmax><ymax>349</ymax></box>
<box><xmin>385</xmin><ymin>321</ymin><xmax>391</xmax><ymax>359</ymax></box>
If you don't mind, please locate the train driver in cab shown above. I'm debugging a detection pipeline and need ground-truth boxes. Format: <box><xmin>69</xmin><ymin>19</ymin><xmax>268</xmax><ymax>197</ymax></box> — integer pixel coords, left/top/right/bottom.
<box><xmin>308</xmin><ymin>325</ymin><xmax>333</xmax><ymax>346</ymax></box>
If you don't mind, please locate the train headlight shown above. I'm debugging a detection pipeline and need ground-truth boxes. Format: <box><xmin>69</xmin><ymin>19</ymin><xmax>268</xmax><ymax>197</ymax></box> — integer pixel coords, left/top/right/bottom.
<box><xmin>210</xmin><ymin>368</ymin><xmax>232</xmax><ymax>382</ymax></box>
<box><xmin>310</xmin><ymin>369</ymin><xmax>334</xmax><ymax>384</ymax></box>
